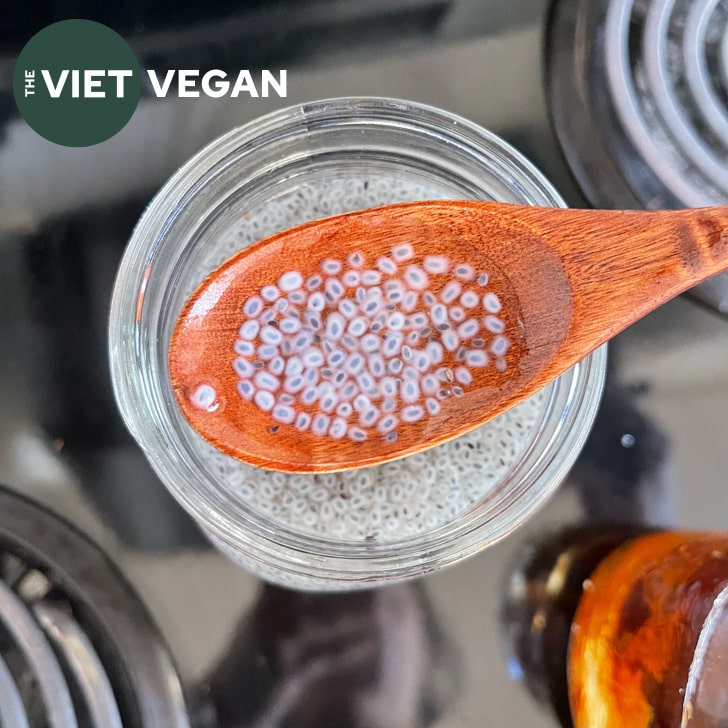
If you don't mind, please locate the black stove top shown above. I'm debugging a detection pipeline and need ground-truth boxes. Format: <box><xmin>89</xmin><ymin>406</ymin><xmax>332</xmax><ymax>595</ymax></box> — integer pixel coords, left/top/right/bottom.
<box><xmin>1</xmin><ymin>2</ymin><xmax>727</xmax><ymax>726</ymax></box>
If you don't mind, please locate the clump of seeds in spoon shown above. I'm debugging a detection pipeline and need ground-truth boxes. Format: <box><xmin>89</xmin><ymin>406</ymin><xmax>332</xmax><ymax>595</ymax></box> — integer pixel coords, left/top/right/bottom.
<box><xmin>190</xmin><ymin>243</ymin><xmax>511</xmax><ymax>442</ymax></box>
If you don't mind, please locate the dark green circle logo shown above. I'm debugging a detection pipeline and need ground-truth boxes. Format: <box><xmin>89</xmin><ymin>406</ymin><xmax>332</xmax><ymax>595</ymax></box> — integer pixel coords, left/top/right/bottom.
<box><xmin>13</xmin><ymin>20</ymin><xmax>141</xmax><ymax>147</ymax></box>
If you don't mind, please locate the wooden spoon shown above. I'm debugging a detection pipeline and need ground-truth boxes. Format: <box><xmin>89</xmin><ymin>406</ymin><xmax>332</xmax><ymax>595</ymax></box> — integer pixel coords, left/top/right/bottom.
<box><xmin>169</xmin><ymin>201</ymin><xmax>728</xmax><ymax>473</ymax></box>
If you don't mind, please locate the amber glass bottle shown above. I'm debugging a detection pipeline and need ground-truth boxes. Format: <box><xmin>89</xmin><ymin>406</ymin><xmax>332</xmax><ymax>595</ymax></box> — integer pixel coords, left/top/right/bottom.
<box><xmin>503</xmin><ymin>527</ymin><xmax>728</xmax><ymax>728</ymax></box>
<box><xmin>568</xmin><ymin>531</ymin><xmax>728</xmax><ymax>728</ymax></box>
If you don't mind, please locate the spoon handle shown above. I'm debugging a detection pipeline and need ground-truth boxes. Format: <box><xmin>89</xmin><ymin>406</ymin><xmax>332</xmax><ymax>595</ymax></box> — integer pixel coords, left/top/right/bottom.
<box><xmin>167</xmin><ymin>200</ymin><xmax>727</xmax><ymax>473</ymax></box>
<box><xmin>499</xmin><ymin>203</ymin><xmax>728</xmax><ymax>359</ymax></box>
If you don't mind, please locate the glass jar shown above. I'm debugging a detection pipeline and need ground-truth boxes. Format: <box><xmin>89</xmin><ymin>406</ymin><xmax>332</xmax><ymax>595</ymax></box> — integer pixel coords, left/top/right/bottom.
<box><xmin>109</xmin><ymin>97</ymin><xmax>607</xmax><ymax>590</ymax></box>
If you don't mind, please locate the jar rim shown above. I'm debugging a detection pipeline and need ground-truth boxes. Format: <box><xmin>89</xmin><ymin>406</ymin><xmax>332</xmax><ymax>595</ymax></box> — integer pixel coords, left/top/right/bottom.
<box><xmin>110</xmin><ymin>97</ymin><xmax>606</xmax><ymax>588</ymax></box>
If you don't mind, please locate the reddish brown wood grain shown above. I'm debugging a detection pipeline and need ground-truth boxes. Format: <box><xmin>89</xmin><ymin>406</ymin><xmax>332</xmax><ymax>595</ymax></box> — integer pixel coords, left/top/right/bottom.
<box><xmin>168</xmin><ymin>201</ymin><xmax>728</xmax><ymax>473</ymax></box>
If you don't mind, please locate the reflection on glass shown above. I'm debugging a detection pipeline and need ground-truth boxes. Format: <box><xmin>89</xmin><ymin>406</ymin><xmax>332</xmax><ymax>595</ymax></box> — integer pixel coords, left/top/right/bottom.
<box><xmin>206</xmin><ymin>583</ymin><xmax>457</xmax><ymax>728</ymax></box>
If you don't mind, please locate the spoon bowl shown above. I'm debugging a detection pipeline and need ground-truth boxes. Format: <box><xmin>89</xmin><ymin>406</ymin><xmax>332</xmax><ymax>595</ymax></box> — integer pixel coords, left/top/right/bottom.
<box><xmin>169</xmin><ymin>201</ymin><xmax>728</xmax><ymax>473</ymax></box>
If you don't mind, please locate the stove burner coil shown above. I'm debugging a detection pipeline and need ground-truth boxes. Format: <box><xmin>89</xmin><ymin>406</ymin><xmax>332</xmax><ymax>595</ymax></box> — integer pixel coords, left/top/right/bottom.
<box><xmin>605</xmin><ymin>0</ymin><xmax>728</xmax><ymax>205</ymax></box>
<box><xmin>0</xmin><ymin>488</ymin><xmax>191</xmax><ymax>728</ymax></box>
<box><xmin>546</xmin><ymin>0</ymin><xmax>728</xmax><ymax>312</ymax></box>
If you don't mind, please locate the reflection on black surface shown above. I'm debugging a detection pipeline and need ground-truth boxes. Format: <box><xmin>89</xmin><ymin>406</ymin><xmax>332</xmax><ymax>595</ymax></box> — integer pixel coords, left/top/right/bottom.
<box><xmin>5</xmin><ymin>199</ymin><xmax>206</xmax><ymax>550</ymax></box>
<box><xmin>206</xmin><ymin>583</ymin><xmax>457</xmax><ymax>728</ymax></box>
<box><xmin>20</xmin><ymin>201</ymin><xmax>146</xmax><ymax>449</ymax></box>
<box><xmin>568</xmin><ymin>348</ymin><xmax>676</xmax><ymax>527</ymax></box>
<box><xmin>2</xmin><ymin>1</ymin><xmax>454</xmax><ymax>98</ymax></box>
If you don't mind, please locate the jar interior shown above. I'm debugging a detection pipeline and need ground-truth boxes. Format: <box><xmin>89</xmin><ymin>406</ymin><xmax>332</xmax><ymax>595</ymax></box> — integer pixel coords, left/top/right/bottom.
<box><xmin>152</xmin><ymin>150</ymin><xmax>558</xmax><ymax>547</ymax></box>
<box><xmin>111</xmin><ymin>100</ymin><xmax>604</xmax><ymax>585</ymax></box>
